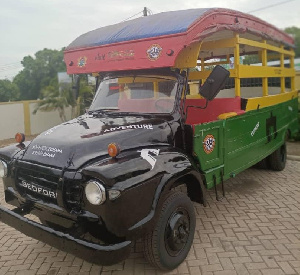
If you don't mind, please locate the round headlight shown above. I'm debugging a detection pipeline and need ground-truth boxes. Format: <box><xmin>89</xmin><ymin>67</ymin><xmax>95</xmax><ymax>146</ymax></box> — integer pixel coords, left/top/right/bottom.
<box><xmin>0</xmin><ymin>160</ymin><xmax>7</xmax><ymax>178</ymax></box>
<box><xmin>85</xmin><ymin>180</ymin><xmax>106</xmax><ymax>205</ymax></box>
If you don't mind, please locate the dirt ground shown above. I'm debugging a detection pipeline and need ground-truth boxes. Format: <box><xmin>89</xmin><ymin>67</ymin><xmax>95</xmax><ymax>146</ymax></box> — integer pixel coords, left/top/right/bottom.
<box><xmin>1</xmin><ymin>135</ymin><xmax>300</xmax><ymax>156</ymax></box>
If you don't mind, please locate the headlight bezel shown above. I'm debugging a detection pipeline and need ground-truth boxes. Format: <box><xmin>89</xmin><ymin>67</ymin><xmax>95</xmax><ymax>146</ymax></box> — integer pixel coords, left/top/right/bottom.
<box><xmin>0</xmin><ymin>160</ymin><xmax>8</xmax><ymax>178</ymax></box>
<box><xmin>85</xmin><ymin>180</ymin><xmax>106</xmax><ymax>205</ymax></box>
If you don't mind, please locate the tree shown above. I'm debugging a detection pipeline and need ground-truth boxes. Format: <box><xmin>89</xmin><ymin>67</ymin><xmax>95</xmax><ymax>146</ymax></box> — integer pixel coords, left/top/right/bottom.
<box><xmin>0</xmin><ymin>79</ymin><xmax>20</xmax><ymax>102</ymax></box>
<box><xmin>77</xmin><ymin>76</ymin><xmax>95</xmax><ymax>115</ymax></box>
<box><xmin>33</xmin><ymin>83</ymin><xmax>76</xmax><ymax>122</ymax></box>
<box><xmin>284</xmin><ymin>27</ymin><xmax>300</xmax><ymax>57</ymax></box>
<box><xmin>13</xmin><ymin>48</ymin><xmax>66</xmax><ymax>100</ymax></box>
<box><xmin>243</xmin><ymin>54</ymin><xmax>260</xmax><ymax>65</ymax></box>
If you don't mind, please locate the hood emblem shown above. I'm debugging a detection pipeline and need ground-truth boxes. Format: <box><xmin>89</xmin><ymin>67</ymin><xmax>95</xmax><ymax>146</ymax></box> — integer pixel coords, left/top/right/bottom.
<box><xmin>138</xmin><ymin>149</ymin><xmax>160</xmax><ymax>170</ymax></box>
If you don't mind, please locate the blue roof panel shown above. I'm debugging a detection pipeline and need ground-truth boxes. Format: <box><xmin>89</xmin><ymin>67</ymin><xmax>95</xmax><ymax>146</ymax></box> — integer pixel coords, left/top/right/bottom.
<box><xmin>66</xmin><ymin>8</ymin><xmax>211</xmax><ymax>50</ymax></box>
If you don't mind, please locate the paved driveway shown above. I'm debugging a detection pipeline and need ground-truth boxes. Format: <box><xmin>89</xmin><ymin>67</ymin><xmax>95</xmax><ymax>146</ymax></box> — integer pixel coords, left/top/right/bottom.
<box><xmin>0</xmin><ymin>160</ymin><xmax>299</xmax><ymax>275</ymax></box>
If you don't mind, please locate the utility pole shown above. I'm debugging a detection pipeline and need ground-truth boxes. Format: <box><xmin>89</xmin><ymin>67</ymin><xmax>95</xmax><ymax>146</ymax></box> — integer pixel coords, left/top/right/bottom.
<box><xmin>143</xmin><ymin>7</ymin><xmax>148</xmax><ymax>16</ymax></box>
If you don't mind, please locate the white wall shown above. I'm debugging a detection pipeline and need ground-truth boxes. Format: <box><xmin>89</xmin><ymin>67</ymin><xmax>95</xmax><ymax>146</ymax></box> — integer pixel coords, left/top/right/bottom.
<box><xmin>29</xmin><ymin>102</ymin><xmax>72</xmax><ymax>135</ymax></box>
<box><xmin>0</xmin><ymin>100</ymin><xmax>73</xmax><ymax>140</ymax></box>
<box><xmin>0</xmin><ymin>102</ymin><xmax>25</xmax><ymax>140</ymax></box>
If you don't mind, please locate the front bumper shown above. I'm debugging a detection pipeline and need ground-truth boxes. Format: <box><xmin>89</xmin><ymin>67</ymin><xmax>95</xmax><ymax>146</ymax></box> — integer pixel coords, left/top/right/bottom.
<box><xmin>0</xmin><ymin>205</ymin><xmax>132</xmax><ymax>265</ymax></box>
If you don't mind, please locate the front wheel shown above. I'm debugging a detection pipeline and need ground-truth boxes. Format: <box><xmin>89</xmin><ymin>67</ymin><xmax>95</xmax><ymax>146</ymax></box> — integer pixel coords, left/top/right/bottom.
<box><xmin>143</xmin><ymin>191</ymin><xmax>195</xmax><ymax>270</ymax></box>
<box><xmin>268</xmin><ymin>143</ymin><xmax>287</xmax><ymax>171</ymax></box>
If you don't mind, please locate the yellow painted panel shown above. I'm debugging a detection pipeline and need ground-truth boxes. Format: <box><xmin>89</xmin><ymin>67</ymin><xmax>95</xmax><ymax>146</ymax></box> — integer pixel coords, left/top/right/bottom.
<box><xmin>189</xmin><ymin>69</ymin><xmax>236</xmax><ymax>81</ymax></box>
<box><xmin>186</xmin><ymin>94</ymin><xmax>201</xmax><ymax>99</ymax></box>
<box><xmin>245</xmin><ymin>90</ymin><xmax>298</xmax><ymax>111</ymax></box>
<box><xmin>218</xmin><ymin>112</ymin><xmax>238</xmax><ymax>120</ymax></box>
<box><xmin>200</xmin><ymin>37</ymin><xmax>236</xmax><ymax>50</ymax></box>
<box><xmin>174</xmin><ymin>42</ymin><xmax>202</xmax><ymax>68</ymax></box>
<box><xmin>295</xmin><ymin>72</ymin><xmax>300</xmax><ymax>90</ymax></box>
<box><xmin>238</xmin><ymin>38</ymin><xmax>294</xmax><ymax>56</ymax></box>
<box><xmin>239</xmin><ymin>65</ymin><xmax>295</xmax><ymax>78</ymax></box>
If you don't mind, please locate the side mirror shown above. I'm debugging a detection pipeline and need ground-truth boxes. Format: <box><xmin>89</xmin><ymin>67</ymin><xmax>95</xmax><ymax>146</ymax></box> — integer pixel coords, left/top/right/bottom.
<box><xmin>199</xmin><ymin>65</ymin><xmax>230</xmax><ymax>101</ymax></box>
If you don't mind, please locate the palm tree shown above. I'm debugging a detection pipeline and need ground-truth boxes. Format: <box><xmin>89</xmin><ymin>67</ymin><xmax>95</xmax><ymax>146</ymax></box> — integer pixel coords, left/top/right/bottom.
<box><xmin>33</xmin><ymin>85</ymin><xmax>76</xmax><ymax>122</ymax></box>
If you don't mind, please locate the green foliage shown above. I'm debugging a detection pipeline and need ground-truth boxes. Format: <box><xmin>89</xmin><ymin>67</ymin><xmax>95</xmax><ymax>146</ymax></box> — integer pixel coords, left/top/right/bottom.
<box><xmin>78</xmin><ymin>76</ymin><xmax>95</xmax><ymax>115</ymax></box>
<box><xmin>33</xmin><ymin>82</ymin><xmax>77</xmax><ymax>122</ymax></box>
<box><xmin>0</xmin><ymin>79</ymin><xmax>20</xmax><ymax>102</ymax></box>
<box><xmin>13</xmin><ymin>48</ymin><xmax>66</xmax><ymax>100</ymax></box>
<box><xmin>284</xmin><ymin>26</ymin><xmax>300</xmax><ymax>57</ymax></box>
<box><xmin>243</xmin><ymin>54</ymin><xmax>260</xmax><ymax>65</ymax></box>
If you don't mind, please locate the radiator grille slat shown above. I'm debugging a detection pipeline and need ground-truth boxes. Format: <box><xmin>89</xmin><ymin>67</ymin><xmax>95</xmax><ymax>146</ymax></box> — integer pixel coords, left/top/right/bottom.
<box><xmin>16</xmin><ymin>167</ymin><xmax>59</xmax><ymax>204</ymax></box>
<box><xmin>16</xmin><ymin>164</ymin><xmax>83</xmax><ymax>212</ymax></box>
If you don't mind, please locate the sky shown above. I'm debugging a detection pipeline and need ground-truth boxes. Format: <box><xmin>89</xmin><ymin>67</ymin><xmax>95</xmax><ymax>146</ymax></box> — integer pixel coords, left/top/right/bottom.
<box><xmin>0</xmin><ymin>0</ymin><xmax>299</xmax><ymax>80</ymax></box>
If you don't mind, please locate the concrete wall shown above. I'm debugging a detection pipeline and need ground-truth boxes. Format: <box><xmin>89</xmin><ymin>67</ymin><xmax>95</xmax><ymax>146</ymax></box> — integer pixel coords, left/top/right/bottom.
<box><xmin>0</xmin><ymin>102</ymin><xmax>25</xmax><ymax>140</ymax></box>
<box><xmin>0</xmin><ymin>100</ymin><xmax>73</xmax><ymax>140</ymax></box>
<box><xmin>29</xmin><ymin>102</ymin><xmax>72</xmax><ymax>135</ymax></box>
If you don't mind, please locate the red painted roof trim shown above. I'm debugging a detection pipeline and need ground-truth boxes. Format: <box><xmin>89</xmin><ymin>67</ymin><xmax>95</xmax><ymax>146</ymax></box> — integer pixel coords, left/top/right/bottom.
<box><xmin>64</xmin><ymin>8</ymin><xmax>294</xmax><ymax>74</ymax></box>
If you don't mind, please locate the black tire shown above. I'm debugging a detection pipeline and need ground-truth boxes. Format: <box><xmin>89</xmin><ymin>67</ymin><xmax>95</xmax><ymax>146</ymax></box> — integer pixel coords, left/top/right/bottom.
<box><xmin>143</xmin><ymin>191</ymin><xmax>195</xmax><ymax>270</ymax></box>
<box><xmin>268</xmin><ymin>143</ymin><xmax>287</xmax><ymax>171</ymax></box>
<box><xmin>254</xmin><ymin>157</ymin><xmax>269</xmax><ymax>169</ymax></box>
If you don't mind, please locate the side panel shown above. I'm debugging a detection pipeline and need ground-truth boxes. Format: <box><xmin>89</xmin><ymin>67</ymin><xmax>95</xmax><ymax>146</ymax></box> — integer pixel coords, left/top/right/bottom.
<box><xmin>224</xmin><ymin>98</ymin><xmax>298</xmax><ymax>177</ymax></box>
<box><xmin>193</xmin><ymin>98</ymin><xmax>298</xmax><ymax>189</ymax></box>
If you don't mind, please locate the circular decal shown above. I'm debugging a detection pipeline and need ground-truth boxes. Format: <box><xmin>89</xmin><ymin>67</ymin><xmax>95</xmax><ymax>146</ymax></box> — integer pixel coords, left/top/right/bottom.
<box><xmin>77</xmin><ymin>56</ymin><xmax>87</xmax><ymax>67</ymax></box>
<box><xmin>203</xmin><ymin>134</ymin><xmax>215</xmax><ymax>154</ymax></box>
<box><xmin>147</xmin><ymin>44</ymin><xmax>162</xmax><ymax>61</ymax></box>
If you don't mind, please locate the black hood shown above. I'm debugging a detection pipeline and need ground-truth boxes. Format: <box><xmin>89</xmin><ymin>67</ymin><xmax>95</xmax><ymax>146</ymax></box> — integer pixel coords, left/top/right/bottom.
<box><xmin>21</xmin><ymin>114</ymin><xmax>173</xmax><ymax>169</ymax></box>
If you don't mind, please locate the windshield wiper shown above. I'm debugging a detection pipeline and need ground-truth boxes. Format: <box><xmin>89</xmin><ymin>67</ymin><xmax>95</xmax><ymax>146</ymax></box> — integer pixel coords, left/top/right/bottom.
<box><xmin>88</xmin><ymin>108</ymin><xmax>120</xmax><ymax>116</ymax></box>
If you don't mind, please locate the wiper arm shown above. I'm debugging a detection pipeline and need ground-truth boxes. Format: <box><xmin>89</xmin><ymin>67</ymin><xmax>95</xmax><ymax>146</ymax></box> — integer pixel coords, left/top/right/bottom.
<box><xmin>88</xmin><ymin>109</ymin><xmax>107</xmax><ymax>116</ymax></box>
<box><xmin>88</xmin><ymin>108</ymin><xmax>120</xmax><ymax>116</ymax></box>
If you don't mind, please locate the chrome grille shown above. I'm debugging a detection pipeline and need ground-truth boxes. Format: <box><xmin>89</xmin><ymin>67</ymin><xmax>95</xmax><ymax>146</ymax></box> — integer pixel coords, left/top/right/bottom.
<box><xmin>16</xmin><ymin>167</ymin><xmax>59</xmax><ymax>204</ymax></box>
<box><xmin>15</xmin><ymin>163</ymin><xmax>83</xmax><ymax>211</ymax></box>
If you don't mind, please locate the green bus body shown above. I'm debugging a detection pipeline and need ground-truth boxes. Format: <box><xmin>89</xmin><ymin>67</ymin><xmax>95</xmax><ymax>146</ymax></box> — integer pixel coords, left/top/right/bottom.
<box><xmin>193</xmin><ymin>98</ymin><xmax>298</xmax><ymax>189</ymax></box>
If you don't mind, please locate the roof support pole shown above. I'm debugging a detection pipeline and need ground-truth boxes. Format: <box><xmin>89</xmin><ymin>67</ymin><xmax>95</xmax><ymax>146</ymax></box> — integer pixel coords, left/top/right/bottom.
<box><xmin>280</xmin><ymin>45</ymin><xmax>285</xmax><ymax>93</ymax></box>
<box><xmin>201</xmin><ymin>58</ymin><xmax>205</xmax><ymax>85</ymax></box>
<box><xmin>290</xmin><ymin>49</ymin><xmax>295</xmax><ymax>91</ymax></box>
<box><xmin>262</xmin><ymin>40</ymin><xmax>268</xmax><ymax>96</ymax></box>
<box><xmin>234</xmin><ymin>34</ymin><xmax>240</xmax><ymax>97</ymax></box>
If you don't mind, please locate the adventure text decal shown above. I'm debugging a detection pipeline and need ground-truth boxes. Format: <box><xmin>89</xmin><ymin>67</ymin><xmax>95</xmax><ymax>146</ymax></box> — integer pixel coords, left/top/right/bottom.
<box><xmin>104</xmin><ymin>124</ymin><xmax>153</xmax><ymax>133</ymax></box>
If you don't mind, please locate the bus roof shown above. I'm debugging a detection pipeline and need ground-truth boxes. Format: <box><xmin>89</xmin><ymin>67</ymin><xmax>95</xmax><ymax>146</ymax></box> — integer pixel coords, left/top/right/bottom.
<box><xmin>64</xmin><ymin>8</ymin><xmax>294</xmax><ymax>74</ymax></box>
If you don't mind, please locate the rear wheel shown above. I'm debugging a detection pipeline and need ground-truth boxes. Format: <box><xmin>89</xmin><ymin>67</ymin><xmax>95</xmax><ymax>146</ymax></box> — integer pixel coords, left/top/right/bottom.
<box><xmin>268</xmin><ymin>143</ymin><xmax>287</xmax><ymax>171</ymax></box>
<box><xmin>143</xmin><ymin>191</ymin><xmax>195</xmax><ymax>270</ymax></box>
<box><xmin>254</xmin><ymin>157</ymin><xmax>269</xmax><ymax>169</ymax></box>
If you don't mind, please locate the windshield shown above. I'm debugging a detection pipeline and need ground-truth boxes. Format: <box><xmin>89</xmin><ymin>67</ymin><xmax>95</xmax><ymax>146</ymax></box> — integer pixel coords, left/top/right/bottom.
<box><xmin>89</xmin><ymin>74</ymin><xmax>178</xmax><ymax>114</ymax></box>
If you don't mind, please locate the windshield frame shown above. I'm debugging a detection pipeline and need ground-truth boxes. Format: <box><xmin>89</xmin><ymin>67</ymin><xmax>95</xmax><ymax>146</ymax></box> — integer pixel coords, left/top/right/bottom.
<box><xmin>88</xmin><ymin>70</ymin><xmax>182</xmax><ymax>116</ymax></box>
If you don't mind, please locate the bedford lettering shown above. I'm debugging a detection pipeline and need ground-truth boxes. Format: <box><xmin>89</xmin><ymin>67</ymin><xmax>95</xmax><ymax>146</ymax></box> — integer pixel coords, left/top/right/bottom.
<box><xmin>21</xmin><ymin>180</ymin><xmax>57</xmax><ymax>198</ymax></box>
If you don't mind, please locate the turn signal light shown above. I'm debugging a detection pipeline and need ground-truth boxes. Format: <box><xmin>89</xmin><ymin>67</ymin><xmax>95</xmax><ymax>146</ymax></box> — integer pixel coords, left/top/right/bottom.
<box><xmin>108</xmin><ymin>143</ymin><xmax>120</xmax><ymax>158</ymax></box>
<box><xmin>15</xmin><ymin>132</ymin><xmax>25</xmax><ymax>144</ymax></box>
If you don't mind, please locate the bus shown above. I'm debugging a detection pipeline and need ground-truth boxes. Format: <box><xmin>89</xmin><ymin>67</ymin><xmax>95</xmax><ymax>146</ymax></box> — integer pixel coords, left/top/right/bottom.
<box><xmin>0</xmin><ymin>7</ymin><xmax>298</xmax><ymax>270</ymax></box>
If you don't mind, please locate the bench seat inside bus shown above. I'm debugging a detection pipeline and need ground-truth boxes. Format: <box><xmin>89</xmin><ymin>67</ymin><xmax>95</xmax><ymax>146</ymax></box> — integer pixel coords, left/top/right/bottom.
<box><xmin>185</xmin><ymin>97</ymin><xmax>245</xmax><ymax>125</ymax></box>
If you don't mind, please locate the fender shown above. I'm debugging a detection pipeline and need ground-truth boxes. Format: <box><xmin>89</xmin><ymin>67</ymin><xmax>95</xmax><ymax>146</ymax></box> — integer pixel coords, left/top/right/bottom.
<box><xmin>81</xmin><ymin>146</ymin><xmax>206</xmax><ymax>238</ymax></box>
<box><xmin>0</xmin><ymin>141</ymin><xmax>30</xmax><ymax>162</ymax></box>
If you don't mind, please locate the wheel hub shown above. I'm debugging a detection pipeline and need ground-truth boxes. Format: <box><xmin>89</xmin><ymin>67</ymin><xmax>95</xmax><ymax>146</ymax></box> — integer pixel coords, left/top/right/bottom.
<box><xmin>165</xmin><ymin>209</ymin><xmax>190</xmax><ymax>256</ymax></box>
